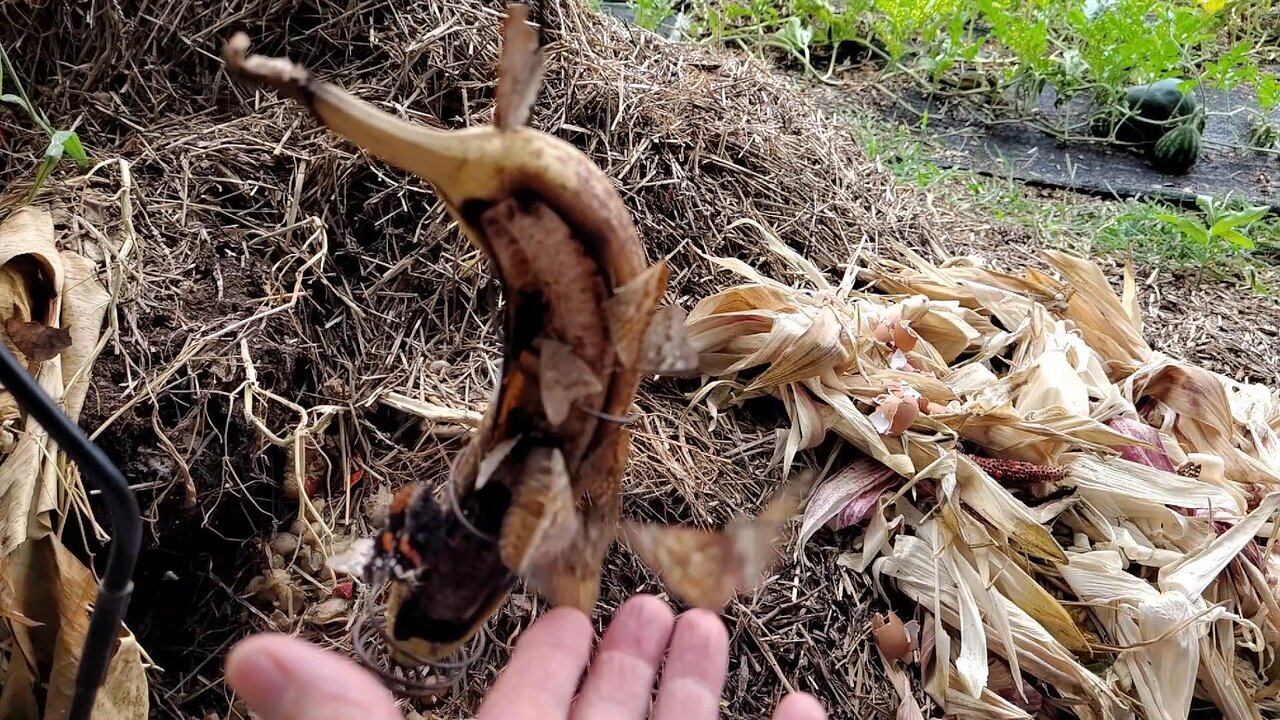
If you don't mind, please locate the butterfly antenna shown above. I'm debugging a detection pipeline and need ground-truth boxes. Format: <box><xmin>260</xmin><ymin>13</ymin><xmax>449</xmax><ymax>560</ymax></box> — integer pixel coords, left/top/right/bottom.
<box><xmin>576</xmin><ymin>402</ymin><xmax>638</xmax><ymax>425</ymax></box>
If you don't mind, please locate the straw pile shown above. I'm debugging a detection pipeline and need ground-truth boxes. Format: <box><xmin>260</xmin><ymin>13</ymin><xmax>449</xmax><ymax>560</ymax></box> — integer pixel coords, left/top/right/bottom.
<box><xmin>0</xmin><ymin>0</ymin><xmax>942</xmax><ymax>715</ymax></box>
<box><xmin>1</xmin><ymin>0</ymin><xmax>1278</xmax><ymax>717</ymax></box>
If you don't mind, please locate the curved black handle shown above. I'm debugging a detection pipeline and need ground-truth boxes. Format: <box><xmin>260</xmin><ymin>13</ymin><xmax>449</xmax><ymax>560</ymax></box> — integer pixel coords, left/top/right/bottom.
<box><xmin>0</xmin><ymin>341</ymin><xmax>142</xmax><ymax>720</ymax></box>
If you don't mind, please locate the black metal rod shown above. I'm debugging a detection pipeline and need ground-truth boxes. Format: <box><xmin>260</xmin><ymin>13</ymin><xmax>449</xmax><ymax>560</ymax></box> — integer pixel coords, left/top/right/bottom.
<box><xmin>0</xmin><ymin>341</ymin><xmax>142</xmax><ymax>720</ymax></box>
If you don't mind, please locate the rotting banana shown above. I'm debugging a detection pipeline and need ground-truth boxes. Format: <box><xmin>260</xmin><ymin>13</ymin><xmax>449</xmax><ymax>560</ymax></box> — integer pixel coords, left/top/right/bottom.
<box><xmin>222</xmin><ymin>4</ymin><xmax>807</xmax><ymax>668</ymax></box>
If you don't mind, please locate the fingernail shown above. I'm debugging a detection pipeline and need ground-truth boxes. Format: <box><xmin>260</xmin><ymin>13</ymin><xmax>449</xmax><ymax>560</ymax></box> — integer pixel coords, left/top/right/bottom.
<box><xmin>612</xmin><ymin>595</ymin><xmax>676</xmax><ymax>656</ymax></box>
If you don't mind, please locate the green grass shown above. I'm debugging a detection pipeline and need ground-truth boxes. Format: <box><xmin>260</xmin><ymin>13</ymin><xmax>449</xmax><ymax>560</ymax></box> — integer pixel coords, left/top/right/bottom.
<box><xmin>1087</xmin><ymin>200</ymin><xmax>1277</xmax><ymax>281</ymax></box>
<box><xmin>609</xmin><ymin>0</ymin><xmax>1280</xmax><ymax>289</ymax></box>
<box><xmin>632</xmin><ymin>0</ymin><xmax>1280</xmax><ymax>159</ymax></box>
<box><xmin>843</xmin><ymin>106</ymin><xmax>1279</xmax><ymax>292</ymax></box>
<box><xmin>0</xmin><ymin>43</ymin><xmax>90</xmax><ymax>201</ymax></box>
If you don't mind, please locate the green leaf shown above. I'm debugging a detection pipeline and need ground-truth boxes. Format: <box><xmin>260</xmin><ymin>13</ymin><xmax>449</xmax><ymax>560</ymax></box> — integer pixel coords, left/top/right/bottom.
<box><xmin>1217</xmin><ymin>228</ymin><xmax>1255</xmax><ymax>251</ymax></box>
<box><xmin>775</xmin><ymin>16</ymin><xmax>814</xmax><ymax>55</ymax></box>
<box><xmin>26</xmin><ymin>129</ymin><xmax>76</xmax><ymax>199</ymax></box>
<box><xmin>29</xmin><ymin>154</ymin><xmax>59</xmax><ymax>200</ymax></box>
<box><xmin>1259</xmin><ymin>74</ymin><xmax>1279</xmax><ymax>110</ymax></box>
<box><xmin>630</xmin><ymin>0</ymin><xmax>673</xmax><ymax>32</ymax></box>
<box><xmin>46</xmin><ymin>129</ymin><xmax>73</xmax><ymax>157</ymax></box>
<box><xmin>0</xmin><ymin>92</ymin><xmax>32</xmax><ymax>115</ymax></box>
<box><xmin>1155</xmin><ymin>212</ymin><xmax>1210</xmax><ymax>245</ymax></box>
<box><xmin>1246</xmin><ymin>265</ymin><xmax>1268</xmax><ymax>294</ymax></box>
<box><xmin>59</xmin><ymin>131</ymin><xmax>88</xmax><ymax>170</ymax></box>
<box><xmin>1211</xmin><ymin>205</ymin><xmax>1269</xmax><ymax>232</ymax></box>
<box><xmin>41</xmin><ymin>132</ymin><xmax>68</xmax><ymax>171</ymax></box>
<box><xmin>794</xmin><ymin>0</ymin><xmax>835</xmax><ymax>25</ymax></box>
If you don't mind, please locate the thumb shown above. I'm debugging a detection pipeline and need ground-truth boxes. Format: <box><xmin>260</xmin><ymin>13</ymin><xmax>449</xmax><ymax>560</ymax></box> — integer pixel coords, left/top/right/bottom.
<box><xmin>772</xmin><ymin>692</ymin><xmax>827</xmax><ymax>720</ymax></box>
<box><xmin>226</xmin><ymin>633</ymin><xmax>402</xmax><ymax>720</ymax></box>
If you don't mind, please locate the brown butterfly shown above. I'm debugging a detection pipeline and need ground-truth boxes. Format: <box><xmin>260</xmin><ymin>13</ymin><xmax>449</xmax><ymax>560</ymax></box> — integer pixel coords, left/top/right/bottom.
<box><xmin>603</xmin><ymin>263</ymin><xmax>700</xmax><ymax>378</ymax></box>
<box><xmin>536</xmin><ymin>338</ymin><xmax>604</xmax><ymax>427</ymax></box>
<box><xmin>620</xmin><ymin>473</ymin><xmax>811</xmax><ymax>609</ymax></box>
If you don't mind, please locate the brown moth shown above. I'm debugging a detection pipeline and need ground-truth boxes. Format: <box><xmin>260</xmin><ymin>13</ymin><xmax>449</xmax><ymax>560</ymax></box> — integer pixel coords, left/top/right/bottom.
<box><xmin>536</xmin><ymin>338</ymin><xmax>604</xmax><ymax>427</ymax></box>
<box><xmin>493</xmin><ymin>4</ymin><xmax>544</xmax><ymax>131</ymax></box>
<box><xmin>603</xmin><ymin>262</ymin><xmax>700</xmax><ymax>378</ymax></box>
<box><xmin>5</xmin><ymin>311</ymin><xmax>72</xmax><ymax>364</ymax></box>
<box><xmin>636</xmin><ymin>304</ymin><xmax>700</xmax><ymax>377</ymax></box>
<box><xmin>620</xmin><ymin>474</ymin><xmax>811</xmax><ymax>609</ymax></box>
<box><xmin>499</xmin><ymin>447</ymin><xmax>580</xmax><ymax>572</ymax></box>
<box><xmin>524</xmin><ymin>511</ymin><xmax>617</xmax><ymax>612</ymax></box>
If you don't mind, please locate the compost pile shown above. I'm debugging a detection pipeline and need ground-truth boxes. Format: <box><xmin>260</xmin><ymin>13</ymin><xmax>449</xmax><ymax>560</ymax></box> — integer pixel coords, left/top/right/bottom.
<box><xmin>1</xmin><ymin>0</ymin><xmax>1279</xmax><ymax>718</ymax></box>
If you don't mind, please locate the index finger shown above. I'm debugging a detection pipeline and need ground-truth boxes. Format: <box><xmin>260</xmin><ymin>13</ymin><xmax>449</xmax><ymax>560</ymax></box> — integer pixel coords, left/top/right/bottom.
<box><xmin>477</xmin><ymin>607</ymin><xmax>595</xmax><ymax>720</ymax></box>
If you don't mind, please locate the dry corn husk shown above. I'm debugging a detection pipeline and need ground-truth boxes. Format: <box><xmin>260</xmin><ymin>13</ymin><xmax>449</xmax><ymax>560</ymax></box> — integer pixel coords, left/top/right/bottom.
<box><xmin>0</xmin><ymin>206</ymin><xmax>150</xmax><ymax>718</ymax></box>
<box><xmin>687</xmin><ymin>240</ymin><xmax>1280</xmax><ymax>718</ymax></box>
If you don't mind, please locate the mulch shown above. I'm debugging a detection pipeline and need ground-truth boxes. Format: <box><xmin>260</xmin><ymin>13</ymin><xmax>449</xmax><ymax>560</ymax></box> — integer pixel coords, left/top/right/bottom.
<box><xmin>0</xmin><ymin>0</ymin><xmax>1275</xmax><ymax>717</ymax></box>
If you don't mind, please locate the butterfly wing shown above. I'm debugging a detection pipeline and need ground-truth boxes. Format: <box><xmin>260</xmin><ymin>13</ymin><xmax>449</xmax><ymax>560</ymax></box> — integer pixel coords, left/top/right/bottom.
<box><xmin>494</xmin><ymin>4</ymin><xmax>544</xmax><ymax>130</ymax></box>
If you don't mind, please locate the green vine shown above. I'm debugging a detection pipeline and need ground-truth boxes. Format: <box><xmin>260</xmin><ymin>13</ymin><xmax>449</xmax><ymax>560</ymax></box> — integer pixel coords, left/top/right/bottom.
<box><xmin>631</xmin><ymin>0</ymin><xmax>1280</xmax><ymax>152</ymax></box>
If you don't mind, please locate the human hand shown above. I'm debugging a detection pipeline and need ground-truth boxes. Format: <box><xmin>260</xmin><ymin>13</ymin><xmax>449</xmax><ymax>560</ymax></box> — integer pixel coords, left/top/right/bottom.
<box><xmin>225</xmin><ymin>594</ymin><xmax>827</xmax><ymax>720</ymax></box>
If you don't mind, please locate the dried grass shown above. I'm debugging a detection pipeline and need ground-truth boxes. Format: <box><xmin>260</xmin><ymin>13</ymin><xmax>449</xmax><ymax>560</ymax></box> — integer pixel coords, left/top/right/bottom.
<box><xmin>0</xmin><ymin>0</ymin><xmax>953</xmax><ymax>715</ymax></box>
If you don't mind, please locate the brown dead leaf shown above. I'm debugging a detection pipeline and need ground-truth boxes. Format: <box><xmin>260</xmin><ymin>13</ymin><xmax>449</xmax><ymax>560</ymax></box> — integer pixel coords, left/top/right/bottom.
<box><xmin>1107</xmin><ymin>416</ymin><xmax>1176</xmax><ymax>473</ymax></box>
<box><xmin>1042</xmin><ymin>249</ymin><xmax>1151</xmax><ymax>373</ymax></box>
<box><xmin>56</xmin><ymin>251</ymin><xmax>111</xmax><ymax>421</ymax></box>
<box><xmin>797</xmin><ymin>457</ymin><xmax>896</xmax><ymax>548</ymax></box>
<box><xmin>4</xmin><ymin>315</ymin><xmax>71</xmax><ymax>363</ymax></box>
<box><xmin>779</xmin><ymin>382</ymin><xmax>829</xmax><ymax>472</ymax></box>
<box><xmin>0</xmin><ymin>655</ymin><xmax>39</xmax><ymax>720</ymax></box>
<box><xmin>686</xmin><ymin>283</ymin><xmax>793</xmax><ymax>323</ymax></box>
<box><xmin>0</xmin><ymin>536</ymin><xmax>149</xmax><ymax>719</ymax></box>
<box><xmin>745</xmin><ymin>305</ymin><xmax>846</xmax><ymax>391</ymax></box>
<box><xmin>0</xmin><ymin>207</ymin><xmax>69</xmax><ymax>557</ymax></box>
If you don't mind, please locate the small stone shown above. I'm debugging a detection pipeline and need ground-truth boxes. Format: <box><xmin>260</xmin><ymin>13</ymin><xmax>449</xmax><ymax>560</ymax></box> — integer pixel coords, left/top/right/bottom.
<box><xmin>298</xmin><ymin>548</ymin><xmax>326</xmax><ymax>576</ymax></box>
<box><xmin>268</xmin><ymin>609</ymin><xmax>292</xmax><ymax>631</ymax></box>
<box><xmin>364</xmin><ymin>484</ymin><xmax>394</xmax><ymax>527</ymax></box>
<box><xmin>306</xmin><ymin>597</ymin><xmax>350</xmax><ymax>625</ymax></box>
<box><xmin>269</xmin><ymin>533</ymin><xmax>300</xmax><ymax>557</ymax></box>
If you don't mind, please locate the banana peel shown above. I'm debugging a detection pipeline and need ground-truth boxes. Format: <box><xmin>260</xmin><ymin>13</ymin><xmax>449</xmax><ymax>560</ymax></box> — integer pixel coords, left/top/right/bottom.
<box><xmin>222</xmin><ymin>4</ymin><xmax>806</xmax><ymax>667</ymax></box>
